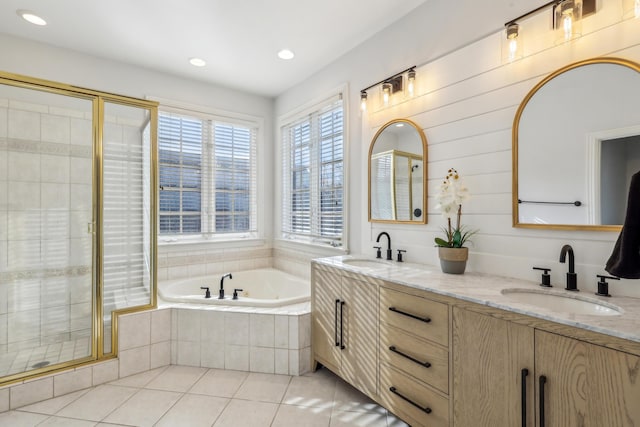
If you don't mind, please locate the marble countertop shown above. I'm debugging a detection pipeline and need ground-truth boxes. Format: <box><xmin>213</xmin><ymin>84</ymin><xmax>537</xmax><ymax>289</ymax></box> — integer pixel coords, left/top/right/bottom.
<box><xmin>314</xmin><ymin>255</ymin><xmax>640</xmax><ymax>344</ymax></box>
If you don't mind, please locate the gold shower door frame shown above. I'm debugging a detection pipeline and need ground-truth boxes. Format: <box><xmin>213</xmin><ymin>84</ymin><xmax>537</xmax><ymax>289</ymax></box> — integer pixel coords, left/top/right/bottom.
<box><xmin>0</xmin><ymin>71</ymin><xmax>158</xmax><ymax>386</ymax></box>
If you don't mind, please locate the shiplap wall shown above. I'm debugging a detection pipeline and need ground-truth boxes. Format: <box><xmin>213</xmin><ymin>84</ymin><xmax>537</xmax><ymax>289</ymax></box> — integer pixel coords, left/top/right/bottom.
<box><xmin>364</xmin><ymin>12</ymin><xmax>640</xmax><ymax>297</ymax></box>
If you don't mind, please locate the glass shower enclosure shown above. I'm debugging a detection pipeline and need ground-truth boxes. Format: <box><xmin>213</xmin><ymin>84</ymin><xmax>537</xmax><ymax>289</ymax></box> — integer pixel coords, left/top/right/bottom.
<box><xmin>0</xmin><ymin>72</ymin><xmax>157</xmax><ymax>384</ymax></box>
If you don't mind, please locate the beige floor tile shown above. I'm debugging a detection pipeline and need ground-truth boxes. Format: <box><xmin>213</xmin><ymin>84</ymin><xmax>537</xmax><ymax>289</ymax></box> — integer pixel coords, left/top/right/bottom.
<box><xmin>0</xmin><ymin>410</ymin><xmax>49</xmax><ymax>426</ymax></box>
<box><xmin>213</xmin><ymin>399</ymin><xmax>278</xmax><ymax>427</ymax></box>
<box><xmin>329</xmin><ymin>409</ymin><xmax>389</xmax><ymax>427</ymax></box>
<box><xmin>108</xmin><ymin>366</ymin><xmax>168</xmax><ymax>388</ymax></box>
<box><xmin>272</xmin><ymin>404</ymin><xmax>331</xmax><ymax>427</ymax></box>
<box><xmin>189</xmin><ymin>369</ymin><xmax>248</xmax><ymax>398</ymax></box>
<box><xmin>387</xmin><ymin>411</ymin><xmax>411</xmax><ymax>426</ymax></box>
<box><xmin>332</xmin><ymin>377</ymin><xmax>382</xmax><ymax>413</ymax></box>
<box><xmin>234</xmin><ymin>372</ymin><xmax>291</xmax><ymax>403</ymax></box>
<box><xmin>38</xmin><ymin>416</ymin><xmax>97</xmax><ymax>426</ymax></box>
<box><xmin>155</xmin><ymin>394</ymin><xmax>229</xmax><ymax>427</ymax></box>
<box><xmin>18</xmin><ymin>388</ymin><xmax>89</xmax><ymax>415</ymax></box>
<box><xmin>144</xmin><ymin>365</ymin><xmax>207</xmax><ymax>392</ymax></box>
<box><xmin>56</xmin><ymin>384</ymin><xmax>137</xmax><ymax>422</ymax></box>
<box><xmin>102</xmin><ymin>388</ymin><xmax>182</xmax><ymax>427</ymax></box>
<box><xmin>282</xmin><ymin>369</ymin><xmax>337</xmax><ymax>409</ymax></box>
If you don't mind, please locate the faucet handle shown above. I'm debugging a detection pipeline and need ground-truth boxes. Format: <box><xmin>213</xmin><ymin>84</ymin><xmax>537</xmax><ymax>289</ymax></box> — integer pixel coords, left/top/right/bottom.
<box><xmin>595</xmin><ymin>275</ymin><xmax>619</xmax><ymax>297</ymax></box>
<box><xmin>533</xmin><ymin>267</ymin><xmax>552</xmax><ymax>288</ymax></box>
<box><xmin>373</xmin><ymin>246</ymin><xmax>382</xmax><ymax>259</ymax></box>
<box><xmin>233</xmin><ymin>288</ymin><xmax>244</xmax><ymax>300</ymax></box>
<box><xmin>397</xmin><ymin>249</ymin><xmax>406</xmax><ymax>262</ymax></box>
<box><xmin>200</xmin><ymin>286</ymin><xmax>211</xmax><ymax>299</ymax></box>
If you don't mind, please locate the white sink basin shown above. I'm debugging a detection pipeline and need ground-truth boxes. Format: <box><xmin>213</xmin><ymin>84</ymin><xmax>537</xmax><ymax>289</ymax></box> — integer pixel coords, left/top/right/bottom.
<box><xmin>501</xmin><ymin>288</ymin><xmax>622</xmax><ymax>316</ymax></box>
<box><xmin>341</xmin><ymin>259</ymin><xmax>390</xmax><ymax>268</ymax></box>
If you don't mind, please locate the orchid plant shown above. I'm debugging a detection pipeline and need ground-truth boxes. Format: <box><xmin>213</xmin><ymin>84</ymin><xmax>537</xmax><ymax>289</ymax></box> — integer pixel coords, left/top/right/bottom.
<box><xmin>434</xmin><ymin>168</ymin><xmax>476</xmax><ymax>248</ymax></box>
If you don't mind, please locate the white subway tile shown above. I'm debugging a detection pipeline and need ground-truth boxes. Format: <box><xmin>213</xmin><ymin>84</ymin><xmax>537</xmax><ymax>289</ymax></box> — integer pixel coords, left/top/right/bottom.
<box><xmin>53</xmin><ymin>366</ymin><xmax>92</xmax><ymax>397</ymax></box>
<box><xmin>224</xmin><ymin>312</ymin><xmax>249</xmax><ymax>345</ymax></box>
<box><xmin>8</xmin><ymin>109</ymin><xmax>40</xmax><ymax>140</ymax></box>
<box><xmin>41</xmin><ymin>155</ymin><xmax>70</xmax><ymax>184</ymax></box>
<box><xmin>225</xmin><ymin>345</ymin><xmax>249</xmax><ymax>371</ymax></box>
<box><xmin>176</xmin><ymin>341</ymin><xmax>200</xmax><ymax>367</ymax></box>
<box><xmin>288</xmin><ymin>350</ymin><xmax>300</xmax><ymax>376</ymax></box>
<box><xmin>299</xmin><ymin>314</ymin><xmax>311</xmax><ymax>348</ymax></box>
<box><xmin>118</xmin><ymin>345</ymin><xmax>150</xmax><ymax>378</ymax></box>
<box><xmin>0</xmin><ymin>106</ymin><xmax>7</xmax><ymax>138</ymax></box>
<box><xmin>200</xmin><ymin>341</ymin><xmax>225</xmax><ymax>369</ymax></box>
<box><xmin>10</xmin><ymin>376</ymin><xmax>53</xmax><ymax>409</ymax></box>
<box><xmin>188</xmin><ymin>263</ymin><xmax>206</xmax><ymax>278</ymax></box>
<box><xmin>7</xmin><ymin>309</ymin><xmax>40</xmax><ymax>342</ymax></box>
<box><xmin>118</xmin><ymin>311</ymin><xmax>150</xmax><ymax>351</ymax></box>
<box><xmin>274</xmin><ymin>349</ymin><xmax>289</xmax><ymax>375</ymax></box>
<box><xmin>200</xmin><ymin>311</ymin><xmax>224</xmax><ymax>343</ymax></box>
<box><xmin>69</xmin><ymin>183</ymin><xmax>91</xmax><ymax>211</ymax></box>
<box><xmin>250</xmin><ymin>314</ymin><xmax>274</xmax><ymax>348</ymax></box>
<box><xmin>274</xmin><ymin>315</ymin><xmax>289</xmax><ymax>349</ymax></box>
<box><xmin>70</xmin><ymin>118</ymin><xmax>92</xmax><ymax>146</ymax></box>
<box><xmin>250</xmin><ymin>347</ymin><xmax>275</xmax><ymax>374</ymax></box>
<box><xmin>151</xmin><ymin>309</ymin><xmax>171</xmax><ymax>343</ymax></box>
<box><xmin>177</xmin><ymin>309</ymin><xmax>200</xmax><ymax>342</ymax></box>
<box><xmin>150</xmin><ymin>341</ymin><xmax>171</xmax><ymax>369</ymax></box>
<box><xmin>0</xmin><ymin>314</ymin><xmax>7</xmax><ymax>345</ymax></box>
<box><xmin>299</xmin><ymin>347</ymin><xmax>311</xmax><ymax>375</ymax></box>
<box><xmin>70</xmin><ymin>157</ymin><xmax>91</xmax><ymax>184</ymax></box>
<box><xmin>288</xmin><ymin>316</ymin><xmax>299</xmax><ymax>350</ymax></box>
<box><xmin>41</xmin><ymin>115</ymin><xmax>70</xmax><ymax>144</ymax></box>
<box><xmin>9</xmin><ymin>181</ymin><xmax>40</xmax><ymax>210</ymax></box>
<box><xmin>92</xmin><ymin>359</ymin><xmax>119</xmax><ymax>385</ymax></box>
<box><xmin>168</xmin><ymin>266</ymin><xmax>188</xmax><ymax>280</ymax></box>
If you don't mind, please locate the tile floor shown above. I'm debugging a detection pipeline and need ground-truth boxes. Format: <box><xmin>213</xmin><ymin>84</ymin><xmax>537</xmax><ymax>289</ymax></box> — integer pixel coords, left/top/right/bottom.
<box><xmin>0</xmin><ymin>337</ymin><xmax>91</xmax><ymax>377</ymax></box>
<box><xmin>0</xmin><ymin>365</ymin><xmax>409</xmax><ymax>426</ymax></box>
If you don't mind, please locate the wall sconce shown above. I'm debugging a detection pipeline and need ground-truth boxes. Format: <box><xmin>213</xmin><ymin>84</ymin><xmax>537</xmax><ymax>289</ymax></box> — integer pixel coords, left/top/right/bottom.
<box><xmin>360</xmin><ymin>66</ymin><xmax>416</xmax><ymax>111</ymax></box>
<box><xmin>503</xmin><ymin>0</ymin><xmax>594</xmax><ymax>60</ymax></box>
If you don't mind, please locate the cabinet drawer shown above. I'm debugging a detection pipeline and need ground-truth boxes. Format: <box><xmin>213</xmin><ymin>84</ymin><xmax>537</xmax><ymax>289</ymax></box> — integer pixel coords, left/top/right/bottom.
<box><xmin>380</xmin><ymin>324</ymin><xmax>449</xmax><ymax>394</ymax></box>
<box><xmin>379</xmin><ymin>362</ymin><xmax>449</xmax><ymax>427</ymax></box>
<box><xmin>380</xmin><ymin>287</ymin><xmax>449</xmax><ymax>346</ymax></box>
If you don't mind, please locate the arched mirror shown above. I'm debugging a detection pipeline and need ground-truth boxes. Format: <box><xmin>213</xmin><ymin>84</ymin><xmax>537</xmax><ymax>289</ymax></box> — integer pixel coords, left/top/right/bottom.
<box><xmin>513</xmin><ymin>57</ymin><xmax>640</xmax><ymax>230</ymax></box>
<box><xmin>369</xmin><ymin>119</ymin><xmax>427</xmax><ymax>223</ymax></box>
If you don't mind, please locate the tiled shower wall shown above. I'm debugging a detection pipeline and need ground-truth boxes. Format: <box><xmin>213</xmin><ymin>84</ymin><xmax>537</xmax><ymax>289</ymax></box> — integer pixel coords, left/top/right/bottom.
<box><xmin>0</xmin><ymin>97</ymin><xmax>93</xmax><ymax>355</ymax></box>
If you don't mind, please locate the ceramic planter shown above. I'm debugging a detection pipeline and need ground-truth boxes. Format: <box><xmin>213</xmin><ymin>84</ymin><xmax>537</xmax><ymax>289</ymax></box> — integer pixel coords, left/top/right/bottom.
<box><xmin>438</xmin><ymin>246</ymin><xmax>468</xmax><ymax>274</ymax></box>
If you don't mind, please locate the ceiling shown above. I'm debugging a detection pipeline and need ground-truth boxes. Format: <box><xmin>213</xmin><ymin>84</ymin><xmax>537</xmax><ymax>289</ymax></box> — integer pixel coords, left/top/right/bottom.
<box><xmin>0</xmin><ymin>0</ymin><xmax>429</xmax><ymax>97</ymax></box>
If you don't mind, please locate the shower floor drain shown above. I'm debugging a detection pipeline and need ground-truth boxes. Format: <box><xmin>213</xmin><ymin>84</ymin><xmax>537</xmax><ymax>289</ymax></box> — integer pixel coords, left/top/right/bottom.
<box><xmin>31</xmin><ymin>361</ymin><xmax>50</xmax><ymax>369</ymax></box>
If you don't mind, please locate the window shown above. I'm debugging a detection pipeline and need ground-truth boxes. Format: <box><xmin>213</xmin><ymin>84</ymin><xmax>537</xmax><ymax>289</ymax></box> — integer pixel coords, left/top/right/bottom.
<box><xmin>281</xmin><ymin>95</ymin><xmax>344</xmax><ymax>247</ymax></box>
<box><xmin>158</xmin><ymin>110</ymin><xmax>257</xmax><ymax>238</ymax></box>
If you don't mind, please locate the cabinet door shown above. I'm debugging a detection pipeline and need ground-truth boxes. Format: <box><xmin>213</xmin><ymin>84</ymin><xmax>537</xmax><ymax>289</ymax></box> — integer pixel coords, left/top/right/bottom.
<box><xmin>311</xmin><ymin>266</ymin><xmax>342</xmax><ymax>373</ymax></box>
<box><xmin>536</xmin><ymin>330</ymin><xmax>640</xmax><ymax>427</ymax></box>
<box><xmin>452</xmin><ymin>307</ymin><xmax>535</xmax><ymax>427</ymax></box>
<box><xmin>341</xmin><ymin>277</ymin><xmax>379</xmax><ymax>396</ymax></box>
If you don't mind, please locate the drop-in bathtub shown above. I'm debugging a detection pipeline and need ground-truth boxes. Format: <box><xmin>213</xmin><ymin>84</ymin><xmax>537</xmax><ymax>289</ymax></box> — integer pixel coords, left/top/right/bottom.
<box><xmin>159</xmin><ymin>268</ymin><xmax>309</xmax><ymax>308</ymax></box>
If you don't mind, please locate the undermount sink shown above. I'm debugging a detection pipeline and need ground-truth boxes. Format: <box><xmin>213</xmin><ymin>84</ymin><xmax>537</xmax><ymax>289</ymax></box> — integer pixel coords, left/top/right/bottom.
<box><xmin>501</xmin><ymin>288</ymin><xmax>622</xmax><ymax>316</ymax></box>
<box><xmin>341</xmin><ymin>259</ymin><xmax>390</xmax><ymax>268</ymax></box>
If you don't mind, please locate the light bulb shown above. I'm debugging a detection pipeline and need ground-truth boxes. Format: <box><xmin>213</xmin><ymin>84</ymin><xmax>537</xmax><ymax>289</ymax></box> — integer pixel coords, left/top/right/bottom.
<box><xmin>563</xmin><ymin>14</ymin><xmax>573</xmax><ymax>41</ymax></box>
<box><xmin>407</xmin><ymin>70</ymin><xmax>416</xmax><ymax>97</ymax></box>
<box><xmin>382</xmin><ymin>84</ymin><xmax>391</xmax><ymax>106</ymax></box>
<box><xmin>635</xmin><ymin>0</ymin><xmax>640</xmax><ymax>18</ymax></box>
<box><xmin>360</xmin><ymin>92</ymin><xmax>367</xmax><ymax>112</ymax></box>
<box><xmin>505</xmin><ymin>23</ymin><xmax>520</xmax><ymax>62</ymax></box>
<box><xmin>509</xmin><ymin>38</ymin><xmax>518</xmax><ymax>61</ymax></box>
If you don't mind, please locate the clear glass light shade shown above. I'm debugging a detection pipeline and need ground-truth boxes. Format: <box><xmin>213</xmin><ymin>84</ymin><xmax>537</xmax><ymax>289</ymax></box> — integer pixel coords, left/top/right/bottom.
<box><xmin>503</xmin><ymin>23</ymin><xmax>523</xmax><ymax>62</ymax></box>
<box><xmin>382</xmin><ymin>83</ymin><xmax>391</xmax><ymax>106</ymax></box>
<box><xmin>360</xmin><ymin>92</ymin><xmax>367</xmax><ymax>111</ymax></box>
<box><xmin>407</xmin><ymin>70</ymin><xmax>416</xmax><ymax>97</ymax></box>
<box><xmin>555</xmin><ymin>0</ymin><xmax>582</xmax><ymax>43</ymax></box>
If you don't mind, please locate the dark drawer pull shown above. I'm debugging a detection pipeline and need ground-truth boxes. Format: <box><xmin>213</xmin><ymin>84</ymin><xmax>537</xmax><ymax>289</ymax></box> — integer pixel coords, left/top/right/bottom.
<box><xmin>389</xmin><ymin>386</ymin><xmax>432</xmax><ymax>414</ymax></box>
<box><xmin>389</xmin><ymin>346</ymin><xmax>431</xmax><ymax>368</ymax></box>
<box><xmin>389</xmin><ymin>306</ymin><xmax>431</xmax><ymax>323</ymax></box>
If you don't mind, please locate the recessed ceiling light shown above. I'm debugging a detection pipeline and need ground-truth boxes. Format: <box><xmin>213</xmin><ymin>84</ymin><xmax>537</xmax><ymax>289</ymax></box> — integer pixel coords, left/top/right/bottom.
<box><xmin>17</xmin><ymin>10</ymin><xmax>47</xmax><ymax>26</ymax></box>
<box><xmin>277</xmin><ymin>49</ymin><xmax>295</xmax><ymax>60</ymax></box>
<box><xmin>189</xmin><ymin>57</ymin><xmax>206</xmax><ymax>67</ymax></box>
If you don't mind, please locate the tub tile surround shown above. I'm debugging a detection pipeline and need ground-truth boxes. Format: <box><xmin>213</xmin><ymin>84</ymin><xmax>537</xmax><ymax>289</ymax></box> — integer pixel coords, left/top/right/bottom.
<box><xmin>318</xmin><ymin>256</ymin><xmax>640</xmax><ymax>345</ymax></box>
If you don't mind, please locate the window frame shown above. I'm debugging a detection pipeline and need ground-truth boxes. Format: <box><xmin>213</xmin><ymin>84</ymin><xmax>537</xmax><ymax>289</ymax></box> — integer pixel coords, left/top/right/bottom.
<box><xmin>156</xmin><ymin>100</ymin><xmax>263</xmax><ymax>244</ymax></box>
<box><xmin>278</xmin><ymin>87</ymin><xmax>348</xmax><ymax>251</ymax></box>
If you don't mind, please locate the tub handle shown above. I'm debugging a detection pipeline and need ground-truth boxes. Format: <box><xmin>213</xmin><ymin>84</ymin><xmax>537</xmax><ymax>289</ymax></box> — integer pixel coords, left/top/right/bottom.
<box><xmin>200</xmin><ymin>287</ymin><xmax>211</xmax><ymax>299</ymax></box>
<box><xmin>233</xmin><ymin>288</ymin><xmax>243</xmax><ymax>300</ymax></box>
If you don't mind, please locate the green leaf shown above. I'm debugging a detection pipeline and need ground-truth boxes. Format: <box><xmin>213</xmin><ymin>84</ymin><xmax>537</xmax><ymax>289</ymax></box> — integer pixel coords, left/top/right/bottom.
<box><xmin>452</xmin><ymin>230</ymin><xmax>462</xmax><ymax>247</ymax></box>
<box><xmin>434</xmin><ymin>237</ymin><xmax>450</xmax><ymax>247</ymax></box>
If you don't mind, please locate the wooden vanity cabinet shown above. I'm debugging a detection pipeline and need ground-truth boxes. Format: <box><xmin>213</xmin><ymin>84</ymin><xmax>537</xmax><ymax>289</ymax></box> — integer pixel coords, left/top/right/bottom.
<box><xmin>311</xmin><ymin>264</ymin><xmax>379</xmax><ymax>397</ymax></box>
<box><xmin>452</xmin><ymin>306</ymin><xmax>640</xmax><ymax>427</ymax></box>
<box><xmin>378</xmin><ymin>286</ymin><xmax>450</xmax><ymax>427</ymax></box>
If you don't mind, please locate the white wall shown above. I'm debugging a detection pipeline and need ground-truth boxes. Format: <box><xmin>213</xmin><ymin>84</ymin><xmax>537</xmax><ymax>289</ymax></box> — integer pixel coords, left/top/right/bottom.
<box><xmin>276</xmin><ymin>0</ymin><xmax>640</xmax><ymax>297</ymax></box>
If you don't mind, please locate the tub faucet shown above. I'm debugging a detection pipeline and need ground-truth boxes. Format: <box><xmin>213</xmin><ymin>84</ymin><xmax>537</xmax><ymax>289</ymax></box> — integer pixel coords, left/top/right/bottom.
<box><xmin>559</xmin><ymin>245</ymin><xmax>578</xmax><ymax>291</ymax></box>
<box><xmin>376</xmin><ymin>232</ymin><xmax>392</xmax><ymax>260</ymax></box>
<box><xmin>219</xmin><ymin>273</ymin><xmax>232</xmax><ymax>299</ymax></box>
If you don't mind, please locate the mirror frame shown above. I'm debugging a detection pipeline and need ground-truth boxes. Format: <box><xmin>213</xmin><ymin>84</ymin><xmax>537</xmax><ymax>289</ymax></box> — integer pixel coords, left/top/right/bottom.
<box><xmin>512</xmin><ymin>57</ymin><xmax>640</xmax><ymax>231</ymax></box>
<box><xmin>368</xmin><ymin>118</ymin><xmax>428</xmax><ymax>224</ymax></box>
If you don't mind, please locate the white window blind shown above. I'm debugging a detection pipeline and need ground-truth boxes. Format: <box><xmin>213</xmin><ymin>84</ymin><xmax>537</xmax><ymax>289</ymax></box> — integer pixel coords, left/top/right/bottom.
<box><xmin>158</xmin><ymin>110</ymin><xmax>257</xmax><ymax>237</ymax></box>
<box><xmin>281</xmin><ymin>95</ymin><xmax>344</xmax><ymax>247</ymax></box>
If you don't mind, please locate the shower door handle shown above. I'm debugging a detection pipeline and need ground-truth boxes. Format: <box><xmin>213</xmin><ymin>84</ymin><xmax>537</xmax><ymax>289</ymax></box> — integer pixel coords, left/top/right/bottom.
<box><xmin>334</xmin><ymin>299</ymin><xmax>340</xmax><ymax>347</ymax></box>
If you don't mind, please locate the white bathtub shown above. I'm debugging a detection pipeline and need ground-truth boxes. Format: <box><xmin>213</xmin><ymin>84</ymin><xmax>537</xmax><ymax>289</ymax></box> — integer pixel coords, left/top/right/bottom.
<box><xmin>159</xmin><ymin>268</ymin><xmax>309</xmax><ymax>307</ymax></box>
